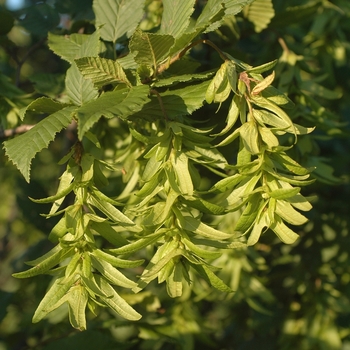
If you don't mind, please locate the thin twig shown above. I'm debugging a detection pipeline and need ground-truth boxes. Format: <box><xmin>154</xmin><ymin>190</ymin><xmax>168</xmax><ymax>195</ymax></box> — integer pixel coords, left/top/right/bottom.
<box><xmin>0</xmin><ymin>124</ymin><xmax>34</xmax><ymax>138</ymax></box>
<box><xmin>157</xmin><ymin>39</ymin><xmax>229</xmax><ymax>76</ymax></box>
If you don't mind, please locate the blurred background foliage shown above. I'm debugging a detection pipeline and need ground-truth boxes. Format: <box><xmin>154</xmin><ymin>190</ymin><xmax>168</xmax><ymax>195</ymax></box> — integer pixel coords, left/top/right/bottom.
<box><xmin>0</xmin><ymin>0</ymin><xmax>350</xmax><ymax>349</ymax></box>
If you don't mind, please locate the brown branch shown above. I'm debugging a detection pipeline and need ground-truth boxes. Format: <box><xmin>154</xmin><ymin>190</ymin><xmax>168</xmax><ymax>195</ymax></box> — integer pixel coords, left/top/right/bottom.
<box><xmin>0</xmin><ymin>124</ymin><xmax>34</xmax><ymax>138</ymax></box>
<box><xmin>157</xmin><ymin>39</ymin><xmax>229</xmax><ymax>76</ymax></box>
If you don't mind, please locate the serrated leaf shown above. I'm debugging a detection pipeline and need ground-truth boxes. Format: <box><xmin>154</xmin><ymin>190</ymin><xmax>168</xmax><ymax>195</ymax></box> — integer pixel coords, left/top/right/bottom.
<box><xmin>93</xmin><ymin>0</ymin><xmax>144</xmax><ymax>42</ymax></box>
<box><xmin>19</xmin><ymin>97</ymin><xmax>70</xmax><ymax>121</ymax></box>
<box><xmin>270</xmin><ymin>215</ymin><xmax>299</xmax><ymax>244</ymax></box>
<box><xmin>66</xmin><ymin>63</ymin><xmax>99</xmax><ymax>106</ymax></box>
<box><xmin>48</xmin><ymin>31</ymin><xmax>100</xmax><ymax>64</ymax></box>
<box><xmin>4</xmin><ymin>106</ymin><xmax>75</xmax><ymax>182</ymax></box>
<box><xmin>160</xmin><ymin>0</ymin><xmax>195</xmax><ymax>38</ymax></box>
<box><xmin>129</xmin><ymin>30</ymin><xmax>175</xmax><ymax>69</ymax></box>
<box><xmin>76</xmin><ymin>85</ymin><xmax>150</xmax><ymax>139</ymax></box>
<box><xmin>75</xmin><ymin>57</ymin><xmax>131</xmax><ymax>88</ymax></box>
<box><xmin>244</xmin><ymin>0</ymin><xmax>275</xmax><ymax>33</ymax></box>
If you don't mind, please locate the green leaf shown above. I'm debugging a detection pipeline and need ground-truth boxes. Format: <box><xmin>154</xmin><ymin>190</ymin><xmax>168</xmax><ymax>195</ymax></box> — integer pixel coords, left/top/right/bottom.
<box><xmin>129</xmin><ymin>29</ymin><xmax>175</xmax><ymax>69</ymax></box>
<box><xmin>131</xmin><ymin>80</ymin><xmax>210</xmax><ymax>120</ymax></box>
<box><xmin>191</xmin><ymin>263</ymin><xmax>233</xmax><ymax>292</ymax></box>
<box><xmin>29</xmin><ymin>181</ymin><xmax>74</xmax><ymax>204</ymax></box>
<box><xmin>91</xmin><ymin>255</ymin><xmax>138</xmax><ymax>289</ymax></box>
<box><xmin>234</xmin><ymin>195</ymin><xmax>265</xmax><ymax>233</ymax></box>
<box><xmin>4</xmin><ymin>106</ymin><xmax>76</xmax><ymax>182</ymax></box>
<box><xmin>176</xmin><ymin>211</ymin><xmax>232</xmax><ymax>240</ymax></box>
<box><xmin>48</xmin><ymin>30</ymin><xmax>100</xmax><ymax>64</ymax></box>
<box><xmin>166</xmin><ymin>262</ymin><xmax>184</xmax><ymax>298</ymax></box>
<box><xmin>205</xmin><ymin>61</ymin><xmax>229</xmax><ymax>104</ymax></box>
<box><xmin>171</xmin><ymin>152</ymin><xmax>194</xmax><ymax>195</ymax></box>
<box><xmin>93</xmin><ymin>0</ymin><xmax>144</xmax><ymax>42</ymax></box>
<box><xmin>251</xmin><ymin>71</ymin><xmax>275</xmax><ymax>95</ymax></box>
<box><xmin>270</xmin><ymin>215</ymin><xmax>299</xmax><ymax>244</ymax></box>
<box><xmin>269</xmin><ymin>187</ymin><xmax>300</xmax><ymax>200</ymax></box>
<box><xmin>75</xmin><ymin>57</ymin><xmax>131</xmax><ymax>88</ymax></box>
<box><xmin>19</xmin><ymin>97</ymin><xmax>70</xmax><ymax>121</ymax></box>
<box><xmin>160</xmin><ymin>0</ymin><xmax>195</xmax><ymax>38</ymax></box>
<box><xmin>247</xmin><ymin>210</ymin><xmax>269</xmax><ymax>246</ymax></box>
<box><xmin>108</xmin><ymin>230</ymin><xmax>165</xmax><ymax>255</ymax></box>
<box><xmin>153</xmin><ymin>71</ymin><xmax>214</xmax><ymax>88</ymax></box>
<box><xmin>182</xmin><ymin>237</ymin><xmax>222</xmax><ymax>260</ymax></box>
<box><xmin>66</xmin><ymin>285</ymin><xmax>88</xmax><ymax>331</ymax></box>
<box><xmin>88</xmin><ymin>194</ymin><xmax>134</xmax><ymax>225</ymax></box>
<box><xmin>240</xmin><ymin>120</ymin><xmax>260</xmax><ymax>154</ymax></box>
<box><xmin>214</xmin><ymin>95</ymin><xmax>240</xmax><ymax>136</ymax></box>
<box><xmin>77</xmin><ymin>85</ymin><xmax>150</xmax><ymax>139</ymax></box>
<box><xmin>246</xmin><ymin>59</ymin><xmax>278</xmax><ymax>74</ymax></box>
<box><xmin>13</xmin><ymin>247</ymin><xmax>74</xmax><ymax>278</ymax></box>
<box><xmin>32</xmin><ymin>275</ymin><xmax>76</xmax><ymax>323</ymax></box>
<box><xmin>66</xmin><ymin>63</ymin><xmax>99</xmax><ymax>106</ymax></box>
<box><xmin>275</xmin><ymin>200</ymin><xmax>308</xmax><ymax>225</ymax></box>
<box><xmin>90</xmin><ymin>221</ymin><xmax>129</xmax><ymax>247</ymax></box>
<box><xmin>244</xmin><ymin>0</ymin><xmax>275</xmax><ymax>33</ymax></box>
<box><xmin>92</xmin><ymin>249</ymin><xmax>144</xmax><ymax>268</ymax></box>
<box><xmin>95</xmin><ymin>275</ymin><xmax>142</xmax><ymax>321</ymax></box>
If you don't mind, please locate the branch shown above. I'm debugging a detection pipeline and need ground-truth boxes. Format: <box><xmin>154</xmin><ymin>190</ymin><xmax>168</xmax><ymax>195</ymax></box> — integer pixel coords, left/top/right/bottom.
<box><xmin>157</xmin><ymin>39</ymin><xmax>229</xmax><ymax>76</ymax></box>
<box><xmin>0</xmin><ymin>124</ymin><xmax>34</xmax><ymax>138</ymax></box>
